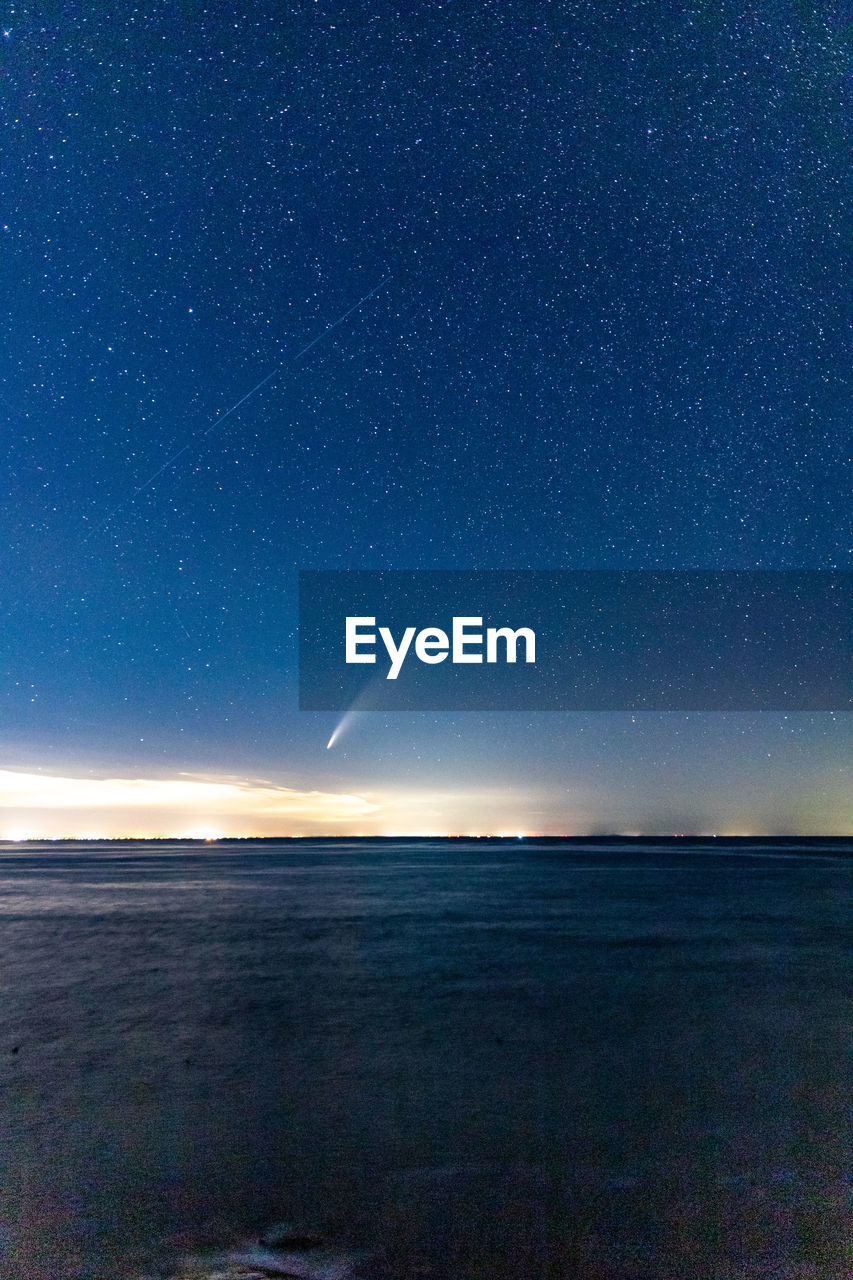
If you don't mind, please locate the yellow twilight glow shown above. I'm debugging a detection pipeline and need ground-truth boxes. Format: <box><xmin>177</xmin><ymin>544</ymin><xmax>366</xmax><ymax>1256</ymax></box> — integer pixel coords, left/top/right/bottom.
<box><xmin>0</xmin><ymin>768</ymin><xmax>380</xmax><ymax>839</ymax></box>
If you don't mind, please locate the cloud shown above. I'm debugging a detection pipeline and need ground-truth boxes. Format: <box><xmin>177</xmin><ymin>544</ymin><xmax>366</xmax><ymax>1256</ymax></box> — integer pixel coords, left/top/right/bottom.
<box><xmin>0</xmin><ymin>768</ymin><xmax>575</xmax><ymax>839</ymax></box>
<box><xmin>0</xmin><ymin>768</ymin><xmax>381</xmax><ymax>838</ymax></box>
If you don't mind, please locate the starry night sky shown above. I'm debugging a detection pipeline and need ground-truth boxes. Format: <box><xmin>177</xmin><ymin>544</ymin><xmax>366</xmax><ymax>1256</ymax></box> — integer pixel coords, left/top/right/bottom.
<box><xmin>1</xmin><ymin>2</ymin><xmax>850</xmax><ymax>835</ymax></box>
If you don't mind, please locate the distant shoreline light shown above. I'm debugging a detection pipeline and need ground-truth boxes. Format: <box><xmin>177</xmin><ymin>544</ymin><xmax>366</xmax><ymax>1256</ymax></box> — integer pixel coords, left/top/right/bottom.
<box><xmin>0</xmin><ymin>832</ymin><xmax>848</xmax><ymax>844</ymax></box>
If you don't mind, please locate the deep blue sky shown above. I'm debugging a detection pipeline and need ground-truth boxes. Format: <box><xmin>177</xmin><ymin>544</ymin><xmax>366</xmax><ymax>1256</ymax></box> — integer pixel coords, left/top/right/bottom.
<box><xmin>1</xmin><ymin>2</ymin><xmax>850</xmax><ymax>834</ymax></box>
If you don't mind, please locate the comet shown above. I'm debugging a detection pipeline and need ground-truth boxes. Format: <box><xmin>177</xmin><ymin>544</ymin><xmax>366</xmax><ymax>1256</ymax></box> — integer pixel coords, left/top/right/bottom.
<box><xmin>327</xmin><ymin>710</ymin><xmax>358</xmax><ymax>749</ymax></box>
<box><xmin>325</xmin><ymin>678</ymin><xmax>383</xmax><ymax>749</ymax></box>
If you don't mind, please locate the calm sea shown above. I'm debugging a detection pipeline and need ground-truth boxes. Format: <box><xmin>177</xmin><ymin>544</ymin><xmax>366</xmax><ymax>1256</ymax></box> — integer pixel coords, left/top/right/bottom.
<box><xmin>0</xmin><ymin>838</ymin><xmax>849</xmax><ymax>1279</ymax></box>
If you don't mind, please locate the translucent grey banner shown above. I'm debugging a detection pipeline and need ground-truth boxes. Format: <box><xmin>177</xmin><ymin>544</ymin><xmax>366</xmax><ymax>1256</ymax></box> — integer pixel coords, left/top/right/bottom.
<box><xmin>298</xmin><ymin>571</ymin><xmax>851</xmax><ymax>711</ymax></box>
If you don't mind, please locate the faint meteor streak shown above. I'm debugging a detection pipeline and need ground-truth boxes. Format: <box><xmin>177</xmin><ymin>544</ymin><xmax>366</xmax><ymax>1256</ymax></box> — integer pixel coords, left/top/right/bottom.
<box><xmin>93</xmin><ymin>275</ymin><xmax>390</xmax><ymax>534</ymax></box>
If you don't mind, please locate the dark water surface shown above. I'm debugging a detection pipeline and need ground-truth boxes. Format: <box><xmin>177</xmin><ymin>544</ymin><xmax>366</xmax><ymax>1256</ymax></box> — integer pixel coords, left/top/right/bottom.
<box><xmin>0</xmin><ymin>838</ymin><xmax>849</xmax><ymax>1278</ymax></box>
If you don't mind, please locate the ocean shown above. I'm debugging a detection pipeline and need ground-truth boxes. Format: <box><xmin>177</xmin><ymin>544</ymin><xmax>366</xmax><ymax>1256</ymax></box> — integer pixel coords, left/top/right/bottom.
<box><xmin>0</xmin><ymin>838</ymin><xmax>849</xmax><ymax>1279</ymax></box>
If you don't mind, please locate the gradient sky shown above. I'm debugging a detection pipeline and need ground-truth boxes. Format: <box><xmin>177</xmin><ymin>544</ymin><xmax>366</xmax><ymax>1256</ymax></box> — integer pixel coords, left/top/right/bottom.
<box><xmin>1</xmin><ymin>1</ymin><xmax>850</xmax><ymax>836</ymax></box>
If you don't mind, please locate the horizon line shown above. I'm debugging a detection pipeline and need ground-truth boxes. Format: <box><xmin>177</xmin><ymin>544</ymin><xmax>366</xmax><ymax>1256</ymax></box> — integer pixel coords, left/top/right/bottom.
<box><xmin>0</xmin><ymin>833</ymin><xmax>849</xmax><ymax>843</ymax></box>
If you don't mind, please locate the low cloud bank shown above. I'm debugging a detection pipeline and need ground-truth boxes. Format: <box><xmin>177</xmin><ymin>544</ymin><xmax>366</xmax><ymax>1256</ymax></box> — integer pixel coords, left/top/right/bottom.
<box><xmin>0</xmin><ymin>768</ymin><xmax>380</xmax><ymax>838</ymax></box>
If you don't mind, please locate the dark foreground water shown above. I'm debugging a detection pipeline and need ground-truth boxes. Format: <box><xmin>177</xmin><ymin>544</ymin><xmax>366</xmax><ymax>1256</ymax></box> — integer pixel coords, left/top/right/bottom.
<box><xmin>0</xmin><ymin>838</ymin><xmax>849</xmax><ymax>1279</ymax></box>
